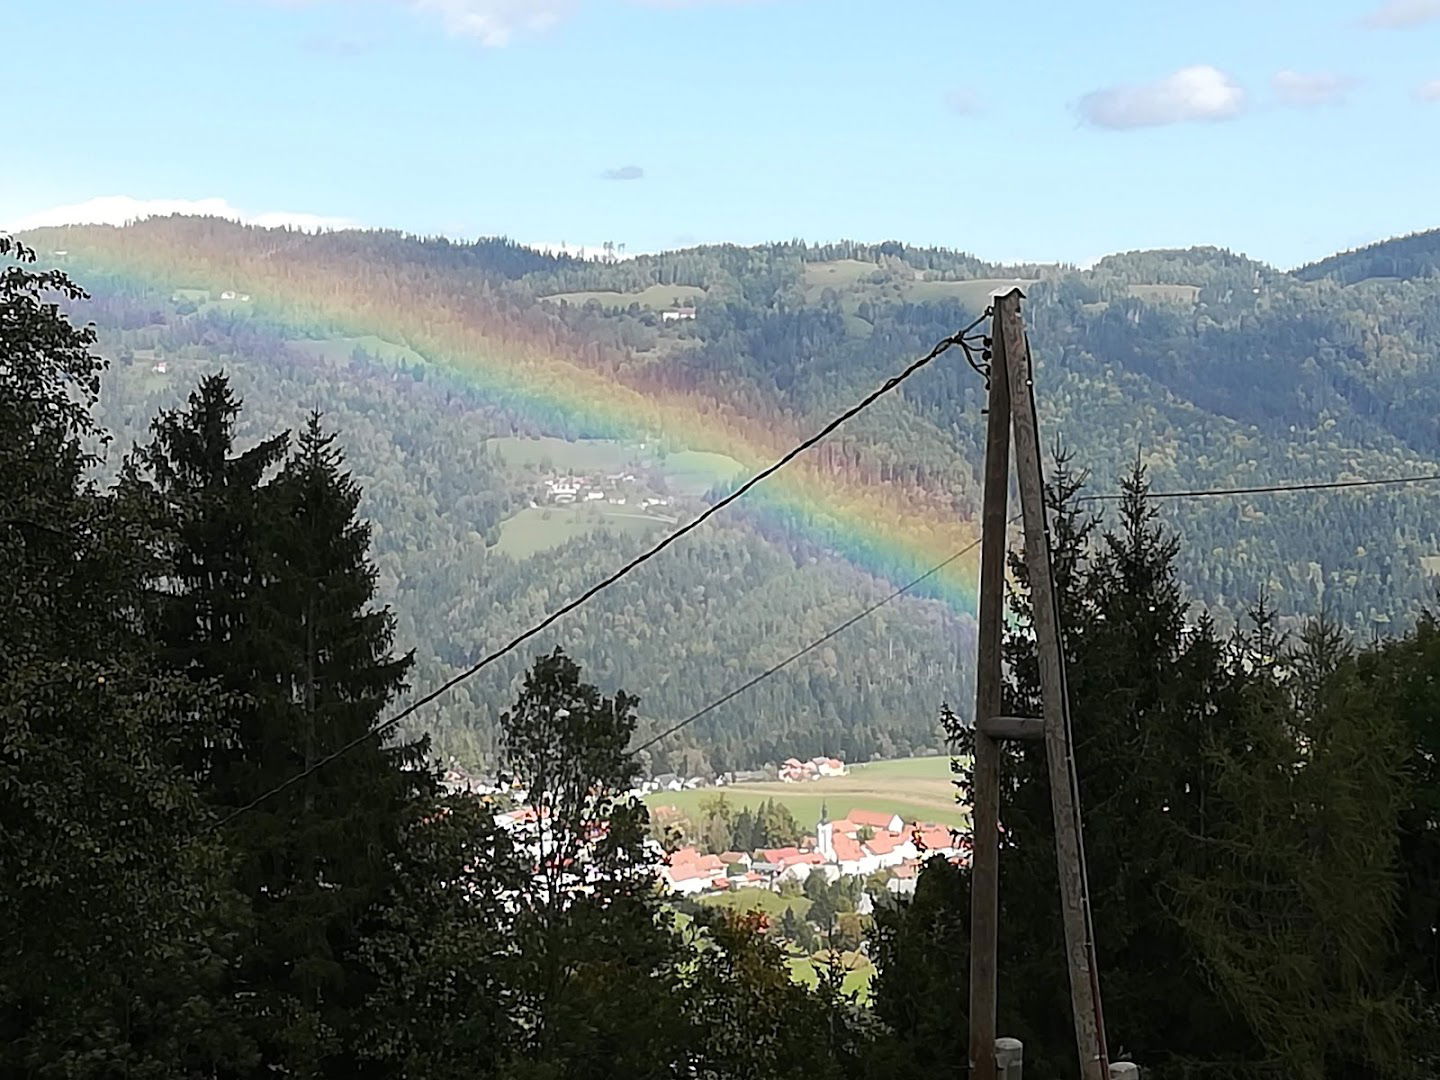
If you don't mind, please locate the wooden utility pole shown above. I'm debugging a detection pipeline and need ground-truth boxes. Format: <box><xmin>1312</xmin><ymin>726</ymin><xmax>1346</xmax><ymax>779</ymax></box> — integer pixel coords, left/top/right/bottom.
<box><xmin>966</xmin><ymin>288</ymin><xmax>1012</xmax><ymax>1080</ymax></box>
<box><xmin>967</xmin><ymin>289</ymin><xmax>1107</xmax><ymax>1080</ymax></box>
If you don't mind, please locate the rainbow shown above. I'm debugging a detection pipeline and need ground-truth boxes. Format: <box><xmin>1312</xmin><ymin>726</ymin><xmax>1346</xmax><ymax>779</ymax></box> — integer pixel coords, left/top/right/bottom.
<box><xmin>31</xmin><ymin>218</ymin><xmax>983</xmax><ymax>615</ymax></box>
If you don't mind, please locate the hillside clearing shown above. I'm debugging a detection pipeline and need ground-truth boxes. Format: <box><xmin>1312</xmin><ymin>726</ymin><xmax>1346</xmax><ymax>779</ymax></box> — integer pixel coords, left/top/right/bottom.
<box><xmin>287</xmin><ymin>335</ymin><xmax>429</xmax><ymax>368</ymax></box>
<box><xmin>661</xmin><ymin>449</ymin><xmax>747</xmax><ymax>495</ymax></box>
<box><xmin>699</xmin><ymin>888</ymin><xmax>812</xmax><ymax>920</ymax></box>
<box><xmin>787</xmin><ymin>953</ymin><xmax>874</xmax><ymax>1001</ymax></box>
<box><xmin>541</xmin><ymin>284</ymin><xmax>706</xmax><ymax>310</ymax></box>
<box><xmin>487</xmin><ymin>435</ymin><xmax>642</xmax><ymax>473</ymax></box>
<box><xmin>645</xmin><ymin>754</ymin><xmax>968</xmax><ymax>829</ymax></box>
<box><xmin>1128</xmin><ymin>283</ymin><xmax>1201</xmax><ymax>304</ymax></box>
<box><xmin>494</xmin><ymin>505</ymin><xmax>669</xmax><ymax>558</ymax></box>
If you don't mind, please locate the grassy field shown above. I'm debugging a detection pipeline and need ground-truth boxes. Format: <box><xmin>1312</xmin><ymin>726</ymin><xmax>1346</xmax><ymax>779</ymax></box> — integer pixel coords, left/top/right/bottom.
<box><xmin>801</xmin><ymin>259</ymin><xmax>880</xmax><ymax>295</ymax></box>
<box><xmin>699</xmin><ymin>888</ymin><xmax>812</xmax><ymax>920</ymax></box>
<box><xmin>904</xmin><ymin>277</ymin><xmax>1038</xmax><ymax>306</ymax></box>
<box><xmin>494</xmin><ymin>505</ymin><xmax>669</xmax><ymax>558</ymax></box>
<box><xmin>1128</xmin><ymin>283</ymin><xmax>1201</xmax><ymax>304</ymax></box>
<box><xmin>644</xmin><ymin>755</ymin><xmax>968</xmax><ymax>829</ymax></box>
<box><xmin>487</xmin><ymin>436</ymin><xmax>745</xmax><ymax>497</ymax></box>
<box><xmin>541</xmin><ymin>284</ymin><xmax>706</xmax><ymax>310</ymax></box>
<box><xmin>486</xmin><ymin>435</ymin><xmax>642</xmax><ymax>473</ymax></box>
<box><xmin>286</xmin><ymin>335</ymin><xmax>429</xmax><ymax>368</ymax></box>
<box><xmin>800</xmin><ymin>263</ymin><xmax>1039</xmax><ymax>322</ymax></box>
<box><xmin>661</xmin><ymin>449</ymin><xmax>746</xmax><ymax>496</ymax></box>
<box><xmin>787</xmin><ymin>953</ymin><xmax>874</xmax><ymax>1001</ymax></box>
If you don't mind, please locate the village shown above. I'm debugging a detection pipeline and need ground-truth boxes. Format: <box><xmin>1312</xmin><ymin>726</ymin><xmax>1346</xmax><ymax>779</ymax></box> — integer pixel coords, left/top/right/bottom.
<box><xmin>533</xmin><ymin>467</ymin><xmax>675</xmax><ymax>514</ymax></box>
<box><xmin>438</xmin><ymin>753</ymin><xmax>971</xmax><ymax>907</ymax></box>
<box><xmin>656</xmin><ymin>804</ymin><xmax>969</xmax><ymax>901</ymax></box>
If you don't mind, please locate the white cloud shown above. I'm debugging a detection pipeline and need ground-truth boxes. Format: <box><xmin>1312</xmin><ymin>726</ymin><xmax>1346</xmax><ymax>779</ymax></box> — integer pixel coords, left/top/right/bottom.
<box><xmin>1271</xmin><ymin>70</ymin><xmax>1356</xmax><ymax>106</ymax></box>
<box><xmin>1363</xmin><ymin>0</ymin><xmax>1440</xmax><ymax>28</ymax></box>
<box><xmin>601</xmin><ymin>165</ymin><xmax>645</xmax><ymax>181</ymax></box>
<box><xmin>270</xmin><ymin>0</ymin><xmax>772</xmax><ymax>46</ymax></box>
<box><xmin>4</xmin><ymin>196</ymin><xmax>357</xmax><ymax>233</ymax></box>
<box><xmin>1078</xmin><ymin>65</ymin><xmax>1246</xmax><ymax>130</ymax></box>
<box><xmin>1417</xmin><ymin>79</ymin><xmax>1440</xmax><ymax>101</ymax></box>
<box><xmin>408</xmin><ymin>0</ymin><xmax>577</xmax><ymax>47</ymax></box>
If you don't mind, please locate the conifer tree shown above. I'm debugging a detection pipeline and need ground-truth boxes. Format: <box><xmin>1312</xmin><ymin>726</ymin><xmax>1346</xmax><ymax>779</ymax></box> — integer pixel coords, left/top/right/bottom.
<box><xmin>249</xmin><ymin>411</ymin><xmax>434</xmax><ymax>1054</ymax></box>
<box><xmin>128</xmin><ymin>372</ymin><xmax>290</xmax><ymax>785</ymax></box>
<box><xmin>1</xmin><ymin>238</ymin><xmax>250</xmax><ymax>1077</ymax></box>
<box><xmin>1172</xmin><ymin>613</ymin><xmax>1411</xmax><ymax>1080</ymax></box>
<box><xmin>130</xmin><ymin>393</ymin><xmax>431</xmax><ymax>1071</ymax></box>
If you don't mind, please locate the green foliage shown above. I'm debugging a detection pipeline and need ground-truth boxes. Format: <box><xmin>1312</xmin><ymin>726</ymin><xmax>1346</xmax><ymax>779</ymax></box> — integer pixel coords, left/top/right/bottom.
<box><xmin>729</xmin><ymin>796</ymin><xmax>805</xmax><ymax>851</ymax></box>
<box><xmin>123</xmin><ymin>376</ymin><xmax>435</xmax><ymax>1071</ymax></box>
<box><xmin>1359</xmin><ymin>611</ymin><xmax>1440</xmax><ymax>998</ymax></box>
<box><xmin>0</xmin><ymin>238</ymin><xmax>252</xmax><ymax>1077</ymax></box>
<box><xmin>1171</xmin><ymin>613</ymin><xmax>1411</xmax><ymax>1080</ymax></box>
<box><xmin>867</xmin><ymin>856</ymin><xmax>970</xmax><ymax>1076</ymax></box>
<box><xmin>872</xmin><ymin>455</ymin><xmax>1429</xmax><ymax>1079</ymax></box>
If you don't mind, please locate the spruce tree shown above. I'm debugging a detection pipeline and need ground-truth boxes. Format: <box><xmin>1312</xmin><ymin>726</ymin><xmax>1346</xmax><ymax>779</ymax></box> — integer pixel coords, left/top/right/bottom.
<box><xmin>1172</xmin><ymin>613</ymin><xmax>1411</xmax><ymax>1080</ymax></box>
<box><xmin>250</xmin><ymin>411</ymin><xmax>434</xmax><ymax>1057</ymax></box>
<box><xmin>127</xmin><ymin>372</ymin><xmax>290</xmax><ymax>786</ymax></box>
<box><xmin>131</xmin><ymin>394</ymin><xmax>431</xmax><ymax>1071</ymax></box>
<box><xmin>1</xmin><ymin>238</ymin><xmax>250</xmax><ymax>1077</ymax></box>
<box><xmin>993</xmin><ymin>458</ymin><xmax>1262</xmax><ymax>1075</ymax></box>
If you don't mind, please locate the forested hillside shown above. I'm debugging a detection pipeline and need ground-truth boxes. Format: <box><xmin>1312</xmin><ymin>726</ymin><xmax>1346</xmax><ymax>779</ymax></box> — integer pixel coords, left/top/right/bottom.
<box><xmin>19</xmin><ymin>218</ymin><xmax>1440</xmax><ymax>772</ymax></box>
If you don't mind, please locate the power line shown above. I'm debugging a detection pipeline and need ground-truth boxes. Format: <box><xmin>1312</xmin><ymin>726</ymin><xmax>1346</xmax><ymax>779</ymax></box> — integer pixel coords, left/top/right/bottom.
<box><xmin>629</xmin><ymin>534</ymin><xmax>988</xmax><ymax>756</ymax></box>
<box><xmin>1077</xmin><ymin>472</ymin><xmax>1440</xmax><ymax>502</ymax></box>
<box><xmin>636</xmin><ymin>468</ymin><xmax>1440</xmax><ymax>754</ymax></box>
<box><xmin>208</xmin><ymin>318</ymin><xmax>989</xmax><ymax>832</ymax></box>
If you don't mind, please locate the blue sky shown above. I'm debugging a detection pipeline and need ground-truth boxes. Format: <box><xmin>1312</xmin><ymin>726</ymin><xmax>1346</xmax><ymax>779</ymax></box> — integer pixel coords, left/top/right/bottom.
<box><xmin>5</xmin><ymin>0</ymin><xmax>1439</xmax><ymax>267</ymax></box>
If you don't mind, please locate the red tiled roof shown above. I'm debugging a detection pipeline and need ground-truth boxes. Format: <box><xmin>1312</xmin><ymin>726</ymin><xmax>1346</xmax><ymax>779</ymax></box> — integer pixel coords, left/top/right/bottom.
<box><xmin>912</xmin><ymin>825</ymin><xmax>955</xmax><ymax>853</ymax></box>
<box><xmin>847</xmin><ymin>809</ymin><xmax>900</xmax><ymax>831</ymax></box>
<box><xmin>865</xmin><ymin>831</ymin><xmax>902</xmax><ymax>856</ymax></box>
<box><xmin>892</xmin><ymin>863</ymin><xmax>918</xmax><ymax>879</ymax></box>
<box><xmin>719</xmin><ymin>851</ymin><xmax>749</xmax><ymax>865</ymax></box>
<box><xmin>783</xmin><ymin>852</ymin><xmax>825</xmax><ymax>866</ymax></box>
<box><xmin>832</xmin><ymin>833</ymin><xmax>865</xmax><ymax>862</ymax></box>
<box><xmin>754</xmin><ymin>846</ymin><xmax>802</xmax><ymax>864</ymax></box>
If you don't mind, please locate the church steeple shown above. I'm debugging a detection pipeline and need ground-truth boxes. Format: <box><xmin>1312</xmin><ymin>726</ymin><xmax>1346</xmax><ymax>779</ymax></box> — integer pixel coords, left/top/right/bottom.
<box><xmin>817</xmin><ymin>802</ymin><xmax>834</xmax><ymax>861</ymax></box>
<box><xmin>819</xmin><ymin>800</ymin><xmax>829</xmax><ymax>826</ymax></box>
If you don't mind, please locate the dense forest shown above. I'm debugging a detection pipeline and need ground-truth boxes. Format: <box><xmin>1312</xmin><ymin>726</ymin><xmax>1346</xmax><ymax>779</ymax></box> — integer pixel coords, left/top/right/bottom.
<box><xmin>16</xmin><ymin>218</ymin><xmax>1440</xmax><ymax>776</ymax></box>
<box><xmin>5</xmin><ymin>230</ymin><xmax>1439</xmax><ymax>1079</ymax></box>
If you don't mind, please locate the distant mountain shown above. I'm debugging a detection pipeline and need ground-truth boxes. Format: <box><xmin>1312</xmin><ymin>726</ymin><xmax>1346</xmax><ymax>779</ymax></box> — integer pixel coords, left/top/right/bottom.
<box><xmin>1294</xmin><ymin>227</ymin><xmax>1440</xmax><ymax>285</ymax></box>
<box><xmin>15</xmin><ymin>218</ymin><xmax>1440</xmax><ymax>772</ymax></box>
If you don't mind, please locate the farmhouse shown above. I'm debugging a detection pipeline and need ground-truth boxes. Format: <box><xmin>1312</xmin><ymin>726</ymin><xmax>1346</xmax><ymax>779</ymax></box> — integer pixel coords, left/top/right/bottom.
<box><xmin>778</xmin><ymin>754</ymin><xmax>847</xmax><ymax>783</ymax></box>
<box><xmin>663</xmin><ymin>847</ymin><xmax>727</xmax><ymax>895</ymax></box>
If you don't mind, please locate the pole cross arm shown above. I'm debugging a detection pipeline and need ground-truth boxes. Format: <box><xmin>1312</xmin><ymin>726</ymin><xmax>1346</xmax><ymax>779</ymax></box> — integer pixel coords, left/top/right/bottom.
<box><xmin>975</xmin><ymin>715</ymin><xmax>1045</xmax><ymax>741</ymax></box>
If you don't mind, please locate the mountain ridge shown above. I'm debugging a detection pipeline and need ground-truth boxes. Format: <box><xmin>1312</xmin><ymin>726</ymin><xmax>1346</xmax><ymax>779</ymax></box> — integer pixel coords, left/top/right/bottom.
<box><xmin>12</xmin><ymin>218</ymin><xmax>1440</xmax><ymax>771</ymax></box>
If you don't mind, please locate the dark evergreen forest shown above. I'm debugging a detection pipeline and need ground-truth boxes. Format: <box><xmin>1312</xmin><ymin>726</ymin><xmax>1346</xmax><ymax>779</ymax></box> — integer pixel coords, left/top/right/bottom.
<box><xmin>5</xmin><ymin>227</ymin><xmax>1440</xmax><ymax>1079</ymax></box>
<box><xmin>20</xmin><ymin>219</ymin><xmax>1440</xmax><ymax>776</ymax></box>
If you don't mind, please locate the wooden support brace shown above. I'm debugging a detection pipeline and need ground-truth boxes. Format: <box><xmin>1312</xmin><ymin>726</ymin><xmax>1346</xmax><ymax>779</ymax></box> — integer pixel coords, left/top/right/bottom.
<box><xmin>976</xmin><ymin>716</ymin><xmax>1045</xmax><ymax>742</ymax></box>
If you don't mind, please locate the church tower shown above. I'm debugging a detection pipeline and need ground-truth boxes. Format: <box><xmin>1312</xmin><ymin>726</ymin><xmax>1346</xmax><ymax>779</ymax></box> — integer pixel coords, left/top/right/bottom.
<box><xmin>817</xmin><ymin>801</ymin><xmax>835</xmax><ymax>861</ymax></box>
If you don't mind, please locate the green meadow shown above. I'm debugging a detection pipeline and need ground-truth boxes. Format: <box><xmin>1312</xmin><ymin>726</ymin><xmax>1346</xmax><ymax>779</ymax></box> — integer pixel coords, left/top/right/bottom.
<box><xmin>494</xmin><ymin>505</ymin><xmax>670</xmax><ymax>559</ymax></box>
<box><xmin>644</xmin><ymin>754</ymin><xmax>968</xmax><ymax>830</ymax></box>
<box><xmin>541</xmin><ymin>284</ymin><xmax>706</xmax><ymax>310</ymax></box>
